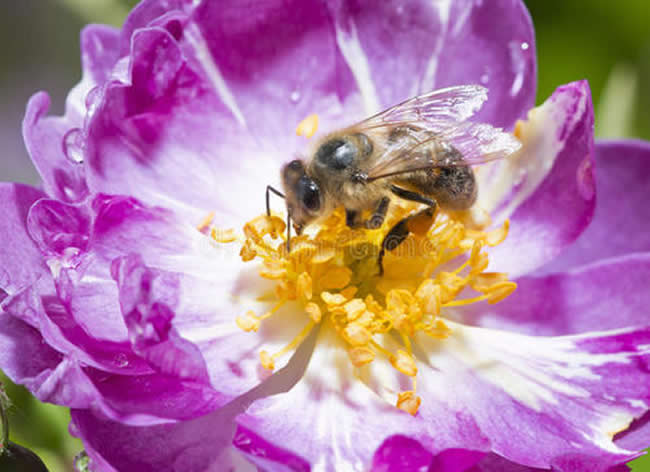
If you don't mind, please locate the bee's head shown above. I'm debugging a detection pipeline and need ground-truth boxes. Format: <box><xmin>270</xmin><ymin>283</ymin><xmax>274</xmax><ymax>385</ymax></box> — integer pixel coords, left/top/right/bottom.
<box><xmin>281</xmin><ymin>159</ymin><xmax>323</xmax><ymax>234</ymax></box>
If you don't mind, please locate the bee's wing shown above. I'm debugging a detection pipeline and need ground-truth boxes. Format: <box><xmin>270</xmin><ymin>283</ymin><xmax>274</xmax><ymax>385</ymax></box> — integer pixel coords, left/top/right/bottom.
<box><xmin>353</xmin><ymin>84</ymin><xmax>489</xmax><ymax>130</ymax></box>
<box><xmin>344</xmin><ymin>85</ymin><xmax>521</xmax><ymax>181</ymax></box>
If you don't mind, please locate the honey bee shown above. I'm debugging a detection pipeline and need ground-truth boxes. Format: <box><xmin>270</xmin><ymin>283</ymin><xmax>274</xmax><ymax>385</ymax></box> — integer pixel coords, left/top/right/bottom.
<box><xmin>266</xmin><ymin>85</ymin><xmax>520</xmax><ymax>273</ymax></box>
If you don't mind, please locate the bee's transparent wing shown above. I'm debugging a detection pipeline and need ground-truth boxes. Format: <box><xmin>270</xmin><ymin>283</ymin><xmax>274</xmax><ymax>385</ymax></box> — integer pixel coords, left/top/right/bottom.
<box><xmin>354</xmin><ymin>85</ymin><xmax>489</xmax><ymax>130</ymax></box>
<box><xmin>365</xmin><ymin>122</ymin><xmax>521</xmax><ymax>180</ymax></box>
<box><xmin>344</xmin><ymin>85</ymin><xmax>520</xmax><ymax>180</ymax></box>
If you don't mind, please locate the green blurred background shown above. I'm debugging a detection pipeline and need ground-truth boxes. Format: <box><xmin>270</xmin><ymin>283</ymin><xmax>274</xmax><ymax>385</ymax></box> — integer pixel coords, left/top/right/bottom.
<box><xmin>0</xmin><ymin>0</ymin><xmax>648</xmax><ymax>471</ymax></box>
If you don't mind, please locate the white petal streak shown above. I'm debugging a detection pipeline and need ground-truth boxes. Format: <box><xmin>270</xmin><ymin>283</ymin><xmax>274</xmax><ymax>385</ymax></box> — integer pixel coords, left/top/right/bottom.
<box><xmin>419</xmin><ymin>0</ymin><xmax>452</xmax><ymax>94</ymax></box>
<box><xmin>431</xmin><ymin>322</ymin><xmax>636</xmax><ymax>412</ymax></box>
<box><xmin>476</xmin><ymin>83</ymin><xmax>589</xmax><ymax>220</ymax></box>
<box><xmin>329</xmin><ymin>6</ymin><xmax>381</xmax><ymax>115</ymax></box>
<box><xmin>184</xmin><ymin>23</ymin><xmax>247</xmax><ymax>127</ymax></box>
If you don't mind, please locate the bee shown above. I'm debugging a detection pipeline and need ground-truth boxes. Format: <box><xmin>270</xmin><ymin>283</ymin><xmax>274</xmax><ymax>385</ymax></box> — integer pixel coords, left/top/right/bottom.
<box><xmin>266</xmin><ymin>85</ymin><xmax>520</xmax><ymax>273</ymax></box>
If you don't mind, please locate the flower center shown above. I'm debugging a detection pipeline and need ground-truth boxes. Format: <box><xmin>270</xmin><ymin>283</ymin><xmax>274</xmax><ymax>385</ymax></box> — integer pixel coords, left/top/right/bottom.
<box><xmin>212</xmin><ymin>201</ymin><xmax>514</xmax><ymax>415</ymax></box>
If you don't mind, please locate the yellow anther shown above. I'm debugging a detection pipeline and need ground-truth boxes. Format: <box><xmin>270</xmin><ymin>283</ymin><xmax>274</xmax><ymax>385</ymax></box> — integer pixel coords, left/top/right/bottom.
<box><xmin>236</xmin><ymin>311</ymin><xmax>260</xmax><ymax>332</ymax></box>
<box><xmin>310</xmin><ymin>246</ymin><xmax>336</xmax><ymax>264</ymax></box>
<box><xmin>244</xmin><ymin>215</ymin><xmax>286</xmax><ymax>242</ymax></box>
<box><xmin>396</xmin><ymin>391</ymin><xmax>421</xmax><ymax>416</ymax></box>
<box><xmin>320</xmin><ymin>266</ymin><xmax>352</xmax><ymax>290</ymax></box>
<box><xmin>356</xmin><ymin>310</ymin><xmax>376</xmax><ymax>327</ymax></box>
<box><xmin>436</xmin><ymin>272</ymin><xmax>467</xmax><ymax>303</ymax></box>
<box><xmin>340</xmin><ymin>286</ymin><xmax>359</xmax><ymax>299</ymax></box>
<box><xmin>415</xmin><ymin>279</ymin><xmax>441</xmax><ymax>316</ymax></box>
<box><xmin>348</xmin><ymin>346</ymin><xmax>375</xmax><ymax>367</ymax></box>
<box><xmin>364</xmin><ymin>294</ymin><xmax>383</xmax><ymax>315</ymax></box>
<box><xmin>390</xmin><ymin>350</ymin><xmax>418</xmax><ymax>377</ymax></box>
<box><xmin>485</xmin><ymin>219</ymin><xmax>509</xmax><ymax>246</ymax></box>
<box><xmin>471</xmin><ymin>272</ymin><xmax>509</xmax><ymax>292</ymax></box>
<box><xmin>260</xmin><ymin>350</ymin><xmax>275</xmax><ymax>370</ymax></box>
<box><xmin>342</xmin><ymin>322</ymin><xmax>372</xmax><ymax>346</ymax></box>
<box><xmin>240</xmin><ymin>239</ymin><xmax>257</xmax><ymax>261</ymax></box>
<box><xmin>514</xmin><ymin>119</ymin><xmax>525</xmax><ymax>139</ymax></box>
<box><xmin>343</xmin><ymin>299</ymin><xmax>366</xmax><ymax>321</ymax></box>
<box><xmin>275</xmin><ymin>280</ymin><xmax>297</xmax><ymax>301</ymax></box>
<box><xmin>296</xmin><ymin>113</ymin><xmax>319</xmax><ymax>138</ymax></box>
<box><xmin>211</xmin><ymin>228</ymin><xmax>237</xmax><ymax>243</ymax></box>
<box><xmin>305</xmin><ymin>302</ymin><xmax>322</xmax><ymax>323</ymax></box>
<box><xmin>321</xmin><ymin>291</ymin><xmax>347</xmax><ymax>306</ymax></box>
<box><xmin>424</xmin><ymin>319</ymin><xmax>452</xmax><ymax>339</ymax></box>
<box><xmin>297</xmin><ymin>272</ymin><xmax>313</xmax><ymax>300</ymax></box>
<box><xmin>486</xmin><ymin>281</ymin><xmax>518</xmax><ymax>304</ymax></box>
<box><xmin>197</xmin><ymin>211</ymin><xmax>215</xmax><ymax>231</ymax></box>
<box><xmin>259</xmin><ymin>260</ymin><xmax>286</xmax><ymax>280</ymax></box>
<box><xmin>469</xmin><ymin>252</ymin><xmax>490</xmax><ymax>276</ymax></box>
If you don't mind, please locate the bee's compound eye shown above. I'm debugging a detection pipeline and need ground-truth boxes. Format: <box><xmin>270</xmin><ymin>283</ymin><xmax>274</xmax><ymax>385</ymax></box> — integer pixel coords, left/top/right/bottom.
<box><xmin>298</xmin><ymin>176</ymin><xmax>321</xmax><ymax>212</ymax></box>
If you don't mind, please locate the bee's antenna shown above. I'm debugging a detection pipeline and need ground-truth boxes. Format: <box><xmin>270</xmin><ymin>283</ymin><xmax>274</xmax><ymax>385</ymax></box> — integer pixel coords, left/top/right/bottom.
<box><xmin>286</xmin><ymin>212</ymin><xmax>292</xmax><ymax>252</ymax></box>
<box><xmin>266</xmin><ymin>185</ymin><xmax>285</xmax><ymax>217</ymax></box>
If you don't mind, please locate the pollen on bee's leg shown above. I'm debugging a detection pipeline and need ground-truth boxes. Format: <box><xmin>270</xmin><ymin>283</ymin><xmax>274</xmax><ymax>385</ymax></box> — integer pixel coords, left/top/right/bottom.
<box><xmin>296</xmin><ymin>113</ymin><xmax>319</xmax><ymax>138</ymax></box>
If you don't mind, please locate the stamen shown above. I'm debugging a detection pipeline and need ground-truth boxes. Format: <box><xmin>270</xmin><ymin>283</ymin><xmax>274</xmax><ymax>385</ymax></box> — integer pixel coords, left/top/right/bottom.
<box><xmin>211</xmin><ymin>228</ymin><xmax>237</xmax><ymax>243</ymax></box>
<box><xmin>296</xmin><ymin>113</ymin><xmax>319</xmax><ymax>138</ymax></box>
<box><xmin>197</xmin><ymin>211</ymin><xmax>215</xmax><ymax>231</ymax></box>
<box><xmin>227</xmin><ymin>202</ymin><xmax>517</xmax><ymax>413</ymax></box>
<box><xmin>348</xmin><ymin>346</ymin><xmax>375</xmax><ymax>367</ymax></box>
<box><xmin>261</xmin><ymin>321</ymin><xmax>316</xmax><ymax>371</ymax></box>
<box><xmin>396</xmin><ymin>391</ymin><xmax>421</xmax><ymax>416</ymax></box>
<box><xmin>390</xmin><ymin>350</ymin><xmax>418</xmax><ymax>377</ymax></box>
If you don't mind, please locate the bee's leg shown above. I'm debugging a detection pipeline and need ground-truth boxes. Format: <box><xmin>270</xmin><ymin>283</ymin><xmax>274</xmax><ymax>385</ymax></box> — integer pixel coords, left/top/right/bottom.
<box><xmin>266</xmin><ymin>185</ymin><xmax>285</xmax><ymax>217</ymax></box>
<box><xmin>345</xmin><ymin>209</ymin><xmax>362</xmax><ymax>229</ymax></box>
<box><xmin>345</xmin><ymin>197</ymin><xmax>390</xmax><ymax>230</ymax></box>
<box><xmin>390</xmin><ymin>185</ymin><xmax>436</xmax><ymax>206</ymax></box>
<box><xmin>377</xmin><ymin>187</ymin><xmax>437</xmax><ymax>275</ymax></box>
<box><xmin>286</xmin><ymin>211</ymin><xmax>292</xmax><ymax>252</ymax></box>
<box><xmin>364</xmin><ymin>197</ymin><xmax>390</xmax><ymax>229</ymax></box>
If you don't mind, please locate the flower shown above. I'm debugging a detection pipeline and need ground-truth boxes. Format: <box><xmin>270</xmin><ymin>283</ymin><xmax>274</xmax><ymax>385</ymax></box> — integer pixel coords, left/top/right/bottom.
<box><xmin>1</xmin><ymin>0</ymin><xmax>650</xmax><ymax>471</ymax></box>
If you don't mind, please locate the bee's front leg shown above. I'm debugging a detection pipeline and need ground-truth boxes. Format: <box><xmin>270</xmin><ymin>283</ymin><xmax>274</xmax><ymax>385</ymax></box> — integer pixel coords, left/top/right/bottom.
<box><xmin>365</xmin><ymin>197</ymin><xmax>390</xmax><ymax>229</ymax></box>
<box><xmin>345</xmin><ymin>197</ymin><xmax>390</xmax><ymax>230</ymax></box>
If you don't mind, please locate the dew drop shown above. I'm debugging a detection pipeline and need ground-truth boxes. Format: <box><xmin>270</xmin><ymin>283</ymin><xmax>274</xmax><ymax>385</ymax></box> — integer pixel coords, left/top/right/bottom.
<box><xmin>62</xmin><ymin>128</ymin><xmax>84</xmax><ymax>164</ymax></box>
<box><xmin>74</xmin><ymin>451</ymin><xmax>90</xmax><ymax>472</ymax></box>
<box><xmin>84</xmin><ymin>86</ymin><xmax>101</xmax><ymax>113</ymax></box>
<box><xmin>521</xmin><ymin>42</ymin><xmax>530</xmax><ymax>51</ymax></box>
<box><xmin>114</xmin><ymin>353</ymin><xmax>129</xmax><ymax>368</ymax></box>
<box><xmin>508</xmin><ymin>40</ymin><xmax>526</xmax><ymax>96</ymax></box>
<box><xmin>290</xmin><ymin>90</ymin><xmax>301</xmax><ymax>103</ymax></box>
<box><xmin>480</xmin><ymin>73</ymin><xmax>489</xmax><ymax>84</ymax></box>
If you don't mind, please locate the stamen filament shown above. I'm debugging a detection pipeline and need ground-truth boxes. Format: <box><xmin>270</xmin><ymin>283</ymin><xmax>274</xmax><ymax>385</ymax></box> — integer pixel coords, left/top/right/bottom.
<box><xmin>442</xmin><ymin>293</ymin><xmax>491</xmax><ymax>307</ymax></box>
<box><xmin>271</xmin><ymin>321</ymin><xmax>316</xmax><ymax>362</ymax></box>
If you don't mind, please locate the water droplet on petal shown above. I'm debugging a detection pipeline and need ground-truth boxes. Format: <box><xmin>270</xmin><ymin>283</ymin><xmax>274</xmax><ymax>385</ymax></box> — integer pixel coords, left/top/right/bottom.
<box><xmin>290</xmin><ymin>90</ymin><xmax>301</xmax><ymax>103</ymax></box>
<box><xmin>480</xmin><ymin>73</ymin><xmax>489</xmax><ymax>84</ymax></box>
<box><xmin>508</xmin><ymin>40</ymin><xmax>526</xmax><ymax>96</ymax></box>
<box><xmin>62</xmin><ymin>128</ymin><xmax>84</xmax><ymax>164</ymax></box>
<box><xmin>84</xmin><ymin>86</ymin><xmax>101</xmax><ymax>113</ymax></box>
<box><xmin>521</xmin><ymin>42</ymin><xmax>530</xmax><ymax>51</ymax></box>
<box><xmin>114</xmin><ymin>353</ymin><xmax>129</xmax><ymax>368</ymax></box>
